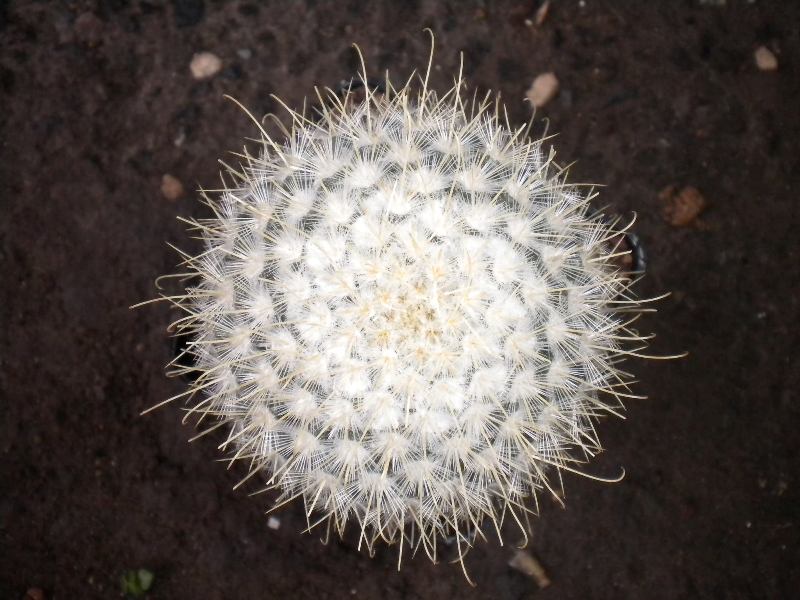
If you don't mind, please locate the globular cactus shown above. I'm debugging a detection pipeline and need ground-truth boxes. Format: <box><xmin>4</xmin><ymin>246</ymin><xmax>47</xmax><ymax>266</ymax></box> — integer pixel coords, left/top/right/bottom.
<box><xmin>151</xmin><ymin>50</ymin><xmax>658</xmax><ymax>576</ymax></box>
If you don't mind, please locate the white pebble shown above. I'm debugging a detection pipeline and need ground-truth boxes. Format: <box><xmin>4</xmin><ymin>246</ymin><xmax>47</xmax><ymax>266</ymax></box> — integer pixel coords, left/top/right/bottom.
<box><xmin>526</xmin><ymin>72</ymin><xmax>560</xmax><ymax>108</ymax></box>
<box><xmin>190</xmin><ymin>52</ymin><xmax>223</xmax><ymax>80</ymax></box>
<box><xmin>754</xmin><ymin>46</ymin><xmax>778</xmax><ymax>71</ymax></box>
<box><xmin>527</xmin><ymin>73</ymin><xmax>559</xmax><ymax>108</ymax></box>
<box><xmin>267</xmin><ymin>516</ymin><xmax>281</xmax><ymax>530</ymax></box>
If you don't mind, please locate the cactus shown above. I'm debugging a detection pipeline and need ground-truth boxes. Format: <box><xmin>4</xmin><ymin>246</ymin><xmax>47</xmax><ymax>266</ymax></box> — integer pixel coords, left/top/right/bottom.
<box><xmin>150</xmin><ymin>50</ymin><xmax>659</xmax><ymax>577</ymax></box>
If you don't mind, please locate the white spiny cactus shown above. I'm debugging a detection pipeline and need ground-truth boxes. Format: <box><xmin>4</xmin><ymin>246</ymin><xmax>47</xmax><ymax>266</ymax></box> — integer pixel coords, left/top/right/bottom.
<box><xmin>152</xmin><ymin>52</ymin><xmax>659</xmax><ymax>576</ymax></box>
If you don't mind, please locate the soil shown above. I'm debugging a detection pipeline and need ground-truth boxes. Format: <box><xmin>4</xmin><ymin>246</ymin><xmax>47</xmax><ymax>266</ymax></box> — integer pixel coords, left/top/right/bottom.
<box><xmin>2</xmin><ymin>1</ymin><xmax>799</xmax><ymax>599</ymax></box>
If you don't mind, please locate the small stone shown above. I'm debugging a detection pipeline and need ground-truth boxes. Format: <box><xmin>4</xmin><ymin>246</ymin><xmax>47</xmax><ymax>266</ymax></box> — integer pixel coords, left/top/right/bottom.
<box><xmin>659</xmin><ymin>185</ymin><xmax>706</xmax><ymax>227</ymax></box>
<box><xmin>754</xmin><ymin>46</ymin><xmax>778</xmax><ymax>71</ymax></box>
<box><xmin>508</xmin><ymin>549</ymin><xmax>551</xmax><ymax>589</ymax></box>
<box><xmin>237</xmin><ymin>48</ymin><xmax>253</xmax><ymax>60</ymax></box>
<box><xmin>190</xmin><ymin>52</ymin><xmax>223</xmax><ymax>80</ymax></box>
<box><xmin>24</xmin><ymin>589</ymin><xmax>46</xmax><ymax>600</ymax></box>
<box><xmin>267</xmin><ymin>516</ymin><xmax>281</xmax><ymax>529</ymax></box>
<box><xmin>161</xmin><ymin>174</ymin><xmax>185</xmax><ymax>201</ymax></box>
<box><xmin>526</xmin><ymin>72</ymin><xmax>559</xmax><ymax>108</ymax></box>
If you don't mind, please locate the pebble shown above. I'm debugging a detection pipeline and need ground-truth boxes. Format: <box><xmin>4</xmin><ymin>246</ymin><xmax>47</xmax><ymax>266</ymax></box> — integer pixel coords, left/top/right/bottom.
<box><xmin>754</xmin><ymin>46</ymin><xmax>778</xmax><ymax>71</ymax></box>
<box><xmin>173</xmin><ymin>129</ymin><xmax>186</xmax><ymax>147</ymax></box>
<box><xmin>659</xmin><ymin>185</ymin><xmax>706</xmax><ymax>227</ymax></box>
<box><xmin>161</xmin><ymin>174</ymin><xmax>185</xmax><ymax>201</ymax></box>
<box><xmin>508</xmin><ymin>549</ymin><xmax>551</xmax><ymax>589</ymax></box>
<box><xmin>24</xmin><ymin>589</ymin><xmax>45</xmax><ymax>600</ymax></box>
<box><xmin>267</xmin><ymin>516</ymin><xmax>281</xmax><ymax>530</ymax></box>
<box><xmin>190</xmin><ymin>52</ymin><xmax>223</xmax><ymax>80</ymax></box>
<box><xmin>526</xmin><ymin>72</ymin><xmax>560</xmax><ymax>108</ymax></box>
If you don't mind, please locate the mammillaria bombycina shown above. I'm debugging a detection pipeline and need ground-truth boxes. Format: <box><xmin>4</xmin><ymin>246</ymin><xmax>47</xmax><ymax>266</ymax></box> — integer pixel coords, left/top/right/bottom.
<box><xmin>146</xmin><ymin>50</ymin><xmax>664</xmax><ymax>578</ymax></box>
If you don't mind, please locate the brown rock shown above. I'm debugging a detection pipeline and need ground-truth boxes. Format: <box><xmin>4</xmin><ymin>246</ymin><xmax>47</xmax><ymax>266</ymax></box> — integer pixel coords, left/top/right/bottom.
<box><xmin>660</xmin><ymin>185</ymin><xmax>706</xmax><ymax>227</ymax></box>
<box><xmin>161</xmin><ymin>174</ymin><xmax>185</xmax><ymax>201</ymax></box>
<box><xmin>24</xmin><ymin>589</ymin><xmax>46</xmax><ymax>600</ymax></box>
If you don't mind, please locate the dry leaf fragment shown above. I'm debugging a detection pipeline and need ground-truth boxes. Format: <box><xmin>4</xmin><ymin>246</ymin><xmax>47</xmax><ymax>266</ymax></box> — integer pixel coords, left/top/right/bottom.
<box><xmin>535</xmin><ymin>1</ymin><xmax>550</xmax><ymax>26</ymax></box>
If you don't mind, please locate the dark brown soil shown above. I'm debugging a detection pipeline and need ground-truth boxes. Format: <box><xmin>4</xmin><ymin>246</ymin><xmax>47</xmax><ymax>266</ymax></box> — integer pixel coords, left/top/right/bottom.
<box><xmin>2</xmin><ymin>1</ymin><xmax>799</xmax><ymax>598</ymax></box>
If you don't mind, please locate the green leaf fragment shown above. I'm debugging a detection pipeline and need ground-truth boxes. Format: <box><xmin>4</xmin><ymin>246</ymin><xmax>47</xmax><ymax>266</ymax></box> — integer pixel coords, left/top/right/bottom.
<box><xmin>120</xmin><ymin>568</ymin><xmax>154</xmax><ymax>597</ymax></box>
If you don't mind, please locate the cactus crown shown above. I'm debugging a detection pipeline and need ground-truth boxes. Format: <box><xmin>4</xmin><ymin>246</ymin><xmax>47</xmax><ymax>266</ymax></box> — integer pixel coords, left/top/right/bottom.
<box><xmin>156</xmin><ymin>51</ymin><xmax>652</xmax><ymax>576</ymax></box>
